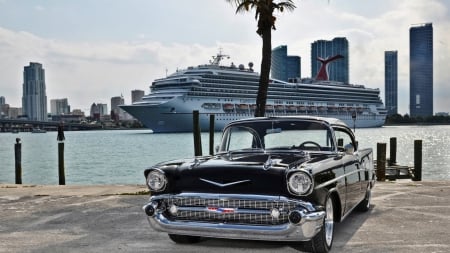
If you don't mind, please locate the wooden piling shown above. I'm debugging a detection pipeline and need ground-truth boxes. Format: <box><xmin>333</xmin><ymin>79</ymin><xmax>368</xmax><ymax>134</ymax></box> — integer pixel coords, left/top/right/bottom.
<box><xmin>413</xmin><ymin>140</ymin><xmax>422</xmax><ymax>181</ymax></box>
<box><xmin>389</xmin><ymin>137</ymin><xmax>397</xmax><ymax>166</ymax></box>
<box><xmin>14</xmin><ymin>138</ymin><xmax>22</xmax><ymax>184</ymax></box>
<box><xmin>337</xmin><ymin>138</ymin><xmax>343</xmax><ymax>147</ymax></box>
<box><xmin>58</xmin><ymin>142</ymin><xmax>65</xmax><ymax>185</ymax></box>
<box><xmin>209</xmin><ymin>114</ymin><xmax>215</xmax><ymax>155</ymax></box>
<box><xmin>376</xmin><ymin>142</ymin><xmax>386</xmax><ymax>181</ymax></box>
<box><xmin>193</xmin><ymin>110</ymin><xmax>202</xmax><ymax>156</ymax></box>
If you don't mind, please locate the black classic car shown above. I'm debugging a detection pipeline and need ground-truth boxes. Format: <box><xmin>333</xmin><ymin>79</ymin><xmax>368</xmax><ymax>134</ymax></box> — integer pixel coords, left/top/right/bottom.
<box><xmin>143</xmin><ymin>116</ymin><xmax>375</xmax><ymax>253</ymax></box>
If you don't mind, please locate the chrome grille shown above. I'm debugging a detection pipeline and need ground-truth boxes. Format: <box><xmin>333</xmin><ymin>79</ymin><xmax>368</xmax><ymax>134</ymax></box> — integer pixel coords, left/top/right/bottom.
<box><xmin>161</xmin><ymin>196</ymin><xmax>299</xmax><ymax>225</ymax></box>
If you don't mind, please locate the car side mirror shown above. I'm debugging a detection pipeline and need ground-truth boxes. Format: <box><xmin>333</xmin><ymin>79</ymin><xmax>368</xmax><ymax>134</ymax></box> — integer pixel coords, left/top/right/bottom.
<box><xmin>344</xmin><ymin>143</ymin><xmax>354</xmax><ymax>155</ymax></box>
<box><xmin>215</xmin><ymin>145</ymin><xmax>219</xmax><ymax>153</ymax></box>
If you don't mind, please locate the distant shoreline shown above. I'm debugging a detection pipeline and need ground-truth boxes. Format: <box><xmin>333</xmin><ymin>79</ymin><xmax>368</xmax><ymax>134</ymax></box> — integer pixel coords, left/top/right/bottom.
<box><xmin>384</xmin><ymin>122</ymin><xmax>450</xmax><ymax>126</ymax></box>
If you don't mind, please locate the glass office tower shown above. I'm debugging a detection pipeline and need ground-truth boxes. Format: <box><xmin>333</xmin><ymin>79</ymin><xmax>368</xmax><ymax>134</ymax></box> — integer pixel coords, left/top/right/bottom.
<box><xmin>410</xmin><ymin>23</ymin><xmax>433</xmax><ymax>117</ymax></box>
<box><xmin>22</xmin><ymin>62</ymin><xmax>48</xmax><ymax>121</ymax></box>
<box><xmin>385</xmin><ymin>51</ymin><xmax>398</xmax><ymax>115</ymax></box>
<box><xmin>271</xmin><ymin>45</ymin><xmax>301</xmax><ymax>82</ymax></box>
<box><xmin>311</xmin><ymin>37</ymin><xmax>349</xmax><ymax>83</ymax></box>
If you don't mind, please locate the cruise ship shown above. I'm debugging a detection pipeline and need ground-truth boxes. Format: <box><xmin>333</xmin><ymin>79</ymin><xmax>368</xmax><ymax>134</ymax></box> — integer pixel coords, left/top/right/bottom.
<box><xmin>120</xmin><ymin>53</ymin><xmax>386</xmax><ymax>133</ymax></box>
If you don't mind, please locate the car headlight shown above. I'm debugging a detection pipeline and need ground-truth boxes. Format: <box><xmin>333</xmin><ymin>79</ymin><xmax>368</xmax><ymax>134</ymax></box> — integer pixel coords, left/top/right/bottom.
<box><xmin>147</xmin><ymin>170</ymin><xmax>167</xmax><ymax>192</ymax></box>
<box><xmin>287</xmin><ymin>171</ymin><xmax>313</xmax><ymax>196</ymax></box>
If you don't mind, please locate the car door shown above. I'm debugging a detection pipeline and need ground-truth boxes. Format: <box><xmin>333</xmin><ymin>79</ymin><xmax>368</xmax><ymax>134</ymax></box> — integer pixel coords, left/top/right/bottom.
<box><xmin>334</xmin><ymin>127</ymin><xmax>362</xmax><ymax>214</ymax></box>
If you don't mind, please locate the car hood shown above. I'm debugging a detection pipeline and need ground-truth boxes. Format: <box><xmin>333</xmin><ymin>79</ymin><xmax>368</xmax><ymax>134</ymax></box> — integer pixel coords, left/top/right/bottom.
<box><xmin>149</xmin><ymin>152</ymin><xmax>319</xmax><ymax>196</ymax></box>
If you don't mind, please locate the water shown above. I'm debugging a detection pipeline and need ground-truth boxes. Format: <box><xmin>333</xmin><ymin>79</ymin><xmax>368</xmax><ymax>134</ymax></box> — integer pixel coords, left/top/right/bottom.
<box><xmin>1</xmin><ymin>125</ymin><xmax>449</xmax><ymax>185</ymax></box>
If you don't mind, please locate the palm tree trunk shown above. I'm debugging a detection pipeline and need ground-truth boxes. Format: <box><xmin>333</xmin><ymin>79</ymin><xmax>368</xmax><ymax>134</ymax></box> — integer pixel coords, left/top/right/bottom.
<box><xmin>254</xmin><ymin>27</ymin><xmax>272</xmax><ymax>117</ymax></box>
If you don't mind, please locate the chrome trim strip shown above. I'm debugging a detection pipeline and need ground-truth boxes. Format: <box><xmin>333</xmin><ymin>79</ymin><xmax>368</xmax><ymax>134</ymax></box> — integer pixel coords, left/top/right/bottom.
<box><xmin>149</xmin><ymin>193</ymin><xmax>316</xmax><ymax>212</ymax></box>
<box><xmin>199</xmin><ymin>178</ymin><xmax>251</xmax><ymax>188</ymax></box>
<box><xmin>175</xmin><ymin>206</ymin><xmax>271</xmax><ymax>215</ymax></box>
<box><xmin>146</xmin><ymin>209</ymin><xmax>325</xmax><ymax>241</ymax></box>
<box><xmin>314</xmin><ymin>167</ymin><xmax>369</xmax><ymax>190</ymax></box>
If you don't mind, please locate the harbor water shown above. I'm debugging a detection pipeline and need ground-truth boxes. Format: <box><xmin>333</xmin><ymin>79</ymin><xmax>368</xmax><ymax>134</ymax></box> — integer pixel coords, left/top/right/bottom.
<box><xmin>1</xmin><ymin>125</ymin><xmax>449</xmax><ymax>185</ymax></box>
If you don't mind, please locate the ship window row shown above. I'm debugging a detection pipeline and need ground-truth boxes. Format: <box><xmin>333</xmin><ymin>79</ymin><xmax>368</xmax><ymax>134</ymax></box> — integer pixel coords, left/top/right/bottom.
<box><xmin>198</xmin><ymin>75</ymin><xmax>380</xmax><ymax>93</ymax></box>
<box><xmin>190</xmin><ymin>90</ymin><xmax>381</xmax><ymax>103</ymax></box>
<box><xmin>198</xmin><ymin>83</ymin><xmax>379</xmax><ymax>99</ymax></box>
<box><xmin>210</xmin><ymin>113</ymin><xmax>383</xmax><ymax>121</ymax></box>
<box><xmin>190</xmin><ymin>87</ymin><xmax>381</xmax><ymax>102</ymax></box>
<box><xmin>188</xmin><ymin>91</ymin><xmax>381</xmax><ymax>104</ymax></box>
<box><xmin>201</xmin><ymin>76</ymin><xmax>379</xmax><ymax>94</ymax></box>
<box><xmin>198</xmin><ymin>81</ymin><xmax>380</xmax><ymax>98</ymax></box>
<box><xmin>205</xmin><ymin>74</ymin><xmax>257</xmax><ymax>82</ymax></box>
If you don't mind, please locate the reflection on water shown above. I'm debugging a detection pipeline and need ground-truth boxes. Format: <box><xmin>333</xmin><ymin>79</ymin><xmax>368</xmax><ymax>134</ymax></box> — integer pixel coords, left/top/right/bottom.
<box><xmin>0</xmin><ymin>125</ymin><xmax>449</xmax><ymax>184</ymax></box>
<box><xmin>355</xmin><ymin>125</ymin><xmax>450</xmax><ymax>180</ymax></box>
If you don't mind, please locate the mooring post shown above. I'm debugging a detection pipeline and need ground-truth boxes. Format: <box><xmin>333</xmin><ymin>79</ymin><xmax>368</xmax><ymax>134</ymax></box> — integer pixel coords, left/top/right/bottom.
<box><xmin>58</xmin><ymin>142</ymin><xmax>65</xmax><ymax>185</ymax></box>
<box><xmin>57</xmin><ymin>122</ymin><xmax>66</xmax><ymax>185</ymax></box>
<box><xmin>14</xmin><ymin>138</ymin><xmax>22</xmax><ymax>184</ymax></box>
<box><xmin>193</xmin><ymin>110</ymin><xmax>202</xmax><ymax>156</ymax></box>
<box><xmin>209</xmin><ymin>114</ymin><xmax>215</xmax><ymax>155</ymax></box>
<box><xmin>413</xmin><ymin>140</ymin><xmax>422</xmax><ymax>181</ymax></box>
<box><xmin>389</xmin><ymin>137</ymin><xmax>397</xmax><ymax>166</ymax></box>
<box><xmin>376</xmin><ymin>142</ymin><xmax>386</xmax><ymax>181</ymax></box>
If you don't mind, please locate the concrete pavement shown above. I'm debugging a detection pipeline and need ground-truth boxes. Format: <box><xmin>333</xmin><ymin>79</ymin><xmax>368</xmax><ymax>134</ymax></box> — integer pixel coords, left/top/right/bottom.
<box><xmin>1</xmin><ymin>181</ymin><xmax>450</xmax><ymax>252</ymax></box>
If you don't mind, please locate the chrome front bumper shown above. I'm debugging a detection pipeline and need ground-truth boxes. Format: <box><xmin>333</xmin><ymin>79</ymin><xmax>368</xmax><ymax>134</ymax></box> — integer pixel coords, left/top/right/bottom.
<box><xmin>143</xmin><ymin>193</ymin><xmax>325</xmax><ymax>241</ymax></box>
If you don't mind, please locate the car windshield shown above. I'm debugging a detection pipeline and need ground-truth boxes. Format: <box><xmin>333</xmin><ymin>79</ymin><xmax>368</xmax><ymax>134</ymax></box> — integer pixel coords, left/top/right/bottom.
<box><xmin>219</xmin><ymin>119</ymin><xmax>336</xmax><ymax>152</ymax></box>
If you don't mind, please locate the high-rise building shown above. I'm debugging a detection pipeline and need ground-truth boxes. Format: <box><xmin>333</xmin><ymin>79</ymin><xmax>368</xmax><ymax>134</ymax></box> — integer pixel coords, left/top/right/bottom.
<box><xmin>22</xmin><ymin>62</ymin><xmax>47</xmax><ymax>121</ymax></box>
<box><xmin>97</xmin><ymin>103</ymin><xmax>108</xmax><ymax>116</ymax></box>
<box><xmin>311</xmin><ymin>37</ymin><xmax>349</xmax><ymax>83</ymax></box>
<box><xmin>385</xmin><ymin>51</ymin><xmax>398</xmax><ymax>116</ymax></box>
<box><xmin>0</xmin><ymin>104</ymin><xmax>8</xmax><ymax>118</ymax></box>
<box><xmin>90</xmin><ymin>103</ymin><xmax>108</xmax><ymax>120</ymax></box>
<box><xmin>71</xmin><ymin>109</ymin><xmax>85</xmax><ymax>117</ymax></box>
<box><xmin>8</xmin><ymin>107</ymin><xmax>22</xmax><ymax>119</ymax></box>
<box><xmin>111</xmin><ymin>96</ymin><xmax>125</xmax><ymax>120</ymax></box>
<box><xmin>131</xmin><ymin>89</ymin><xmax>145</xmax><ymax>103</ymax></box>
<box><xmin>0</xmin><ymin>96</ymin><xmax>5</xmax><ymax>118</ymax></box>
<box><xmin>50</xmin><ymin>98</ymin><xmax>70</xmax><ymax>116</ymax></box>
<box><xmin>410</xmin><ymin>23</ymin><xmax>433</xmax><ymax>117</ymax></box>
<box><xmin>271</xmin><ymin>45</ymin><xmax>301</xmax><ymax>82</ymax></box>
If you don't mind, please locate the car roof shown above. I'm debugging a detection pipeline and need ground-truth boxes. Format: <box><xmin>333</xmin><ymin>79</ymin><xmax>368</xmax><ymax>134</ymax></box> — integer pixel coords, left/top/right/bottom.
<box><xmin>225</xmin><ymin>116</ymin><xmax>349</xmax><ymax>129</ymax></box>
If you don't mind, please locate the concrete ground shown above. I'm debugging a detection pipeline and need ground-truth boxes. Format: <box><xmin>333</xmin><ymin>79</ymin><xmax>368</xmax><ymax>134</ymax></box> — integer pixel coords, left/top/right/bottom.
<box><xmin>1</xmin><ymin>181</ymin><xmax>449</xmax><ymax>253</ymax></box>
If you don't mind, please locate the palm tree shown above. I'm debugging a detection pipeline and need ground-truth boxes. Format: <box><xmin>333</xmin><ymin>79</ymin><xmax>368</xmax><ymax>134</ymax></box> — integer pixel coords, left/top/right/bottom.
<box><xmin>226</xmin><ymin>0</ymin><xmax>296</xmax><ymax>117</ymax></box>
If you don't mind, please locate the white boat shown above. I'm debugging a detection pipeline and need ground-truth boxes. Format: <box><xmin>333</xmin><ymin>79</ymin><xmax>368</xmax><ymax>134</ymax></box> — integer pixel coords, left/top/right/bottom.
<box><xmin>31</xmin><ymin>128</ymin><xmax>47</xmax><ymax>133</ymax></box>
<box><xmin>120</xmin><ymin>52</ymin><xmax>386</xmax><ymax>133</ymax></box>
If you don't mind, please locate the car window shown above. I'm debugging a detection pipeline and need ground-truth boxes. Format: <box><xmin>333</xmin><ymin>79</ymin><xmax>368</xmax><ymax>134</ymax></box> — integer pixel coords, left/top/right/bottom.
<box><xmin>220</xmin><ymin>120</ymin><xmax>335</xmax><ymax>152</ymax></box>
<box><xmin>264</xmin><ymin>129</ymin><xmax>331</xmax><ymax>150</ymax></box>
<box><xmin>334</xmin><ymin>129</ymin><xmax>355</xmax><ymax>151</ymax></box>
<box><xmin>222</xmin><ymin>127</ymin><xmax>261</xmax><ymax>151</ymax></box>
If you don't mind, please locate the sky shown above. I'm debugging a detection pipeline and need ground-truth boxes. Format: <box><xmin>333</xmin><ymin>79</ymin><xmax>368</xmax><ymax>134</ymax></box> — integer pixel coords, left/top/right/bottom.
<box><xmin>0</xmin><ymin>0</ymin><xmax>449</xmax><ymax>115</ymax></box>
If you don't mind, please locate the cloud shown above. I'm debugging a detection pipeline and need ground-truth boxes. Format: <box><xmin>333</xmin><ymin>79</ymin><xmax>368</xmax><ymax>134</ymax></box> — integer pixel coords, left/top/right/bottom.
<box><xmin>0</xmin><ymin>26</ymin><xmax>261</xmax><ymax>111</ymax></box>
<box><xmin>34</xmin><ymin>5</ymin><xmax>44</xmax><ymax>11</ymax></box>
<box><xmin>0</xmin><ymin>0</ymin><xmax>449</xmax><ymax>115</ymax></box>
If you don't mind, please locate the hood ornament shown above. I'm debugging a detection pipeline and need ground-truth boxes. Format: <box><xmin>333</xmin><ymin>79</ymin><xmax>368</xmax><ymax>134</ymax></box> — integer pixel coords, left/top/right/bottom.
<box><xmin>199</xmin><ymin>178</ymin><xmax>250</xmax><ymax>187</ymax></box>
<box><xmin>263</xmin><ymin>155</ymin><xmax>273</xmax><ymax>170</ymax></box>
<box><xmin>263</xmin><ymin>156</ymin><xmax>282</xmax><ymax>170</ymax></box>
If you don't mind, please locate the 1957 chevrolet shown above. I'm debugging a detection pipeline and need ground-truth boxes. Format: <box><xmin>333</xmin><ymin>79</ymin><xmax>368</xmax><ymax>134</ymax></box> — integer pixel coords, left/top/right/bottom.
<box><xmin>142</xmin><ymin>116</ymin><xmax>375</xmax><ymax>253</ymax></box>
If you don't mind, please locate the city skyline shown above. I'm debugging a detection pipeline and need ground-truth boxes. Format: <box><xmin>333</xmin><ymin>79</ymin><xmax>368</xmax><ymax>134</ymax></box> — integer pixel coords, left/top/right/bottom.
<box><xmin>0</xmin><ymin>0</ymin><xmax>449</xmax><ymax>114</ymax></box>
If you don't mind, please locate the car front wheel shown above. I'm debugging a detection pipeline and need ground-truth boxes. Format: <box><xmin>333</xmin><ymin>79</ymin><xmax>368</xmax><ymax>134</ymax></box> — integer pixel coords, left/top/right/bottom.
<box><xmin>308</xmin><ymin>196</ymin><xmax>334</xmax><ymax>253</ymax></box>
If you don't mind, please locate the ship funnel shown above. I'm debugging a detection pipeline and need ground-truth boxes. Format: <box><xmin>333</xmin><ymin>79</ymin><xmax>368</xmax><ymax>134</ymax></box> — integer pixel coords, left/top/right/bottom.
<box><xmin>315</xmin><ymin>54</ymin><xmax>343</xmax><ymax>81</ymax></box>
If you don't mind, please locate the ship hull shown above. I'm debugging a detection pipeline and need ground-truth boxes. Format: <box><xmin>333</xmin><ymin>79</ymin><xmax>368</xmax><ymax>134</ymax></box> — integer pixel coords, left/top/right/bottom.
<box><xmin>122</xmin><ymin>97</ymin><xmax>385</xmax><ymax>133</ymax></box>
